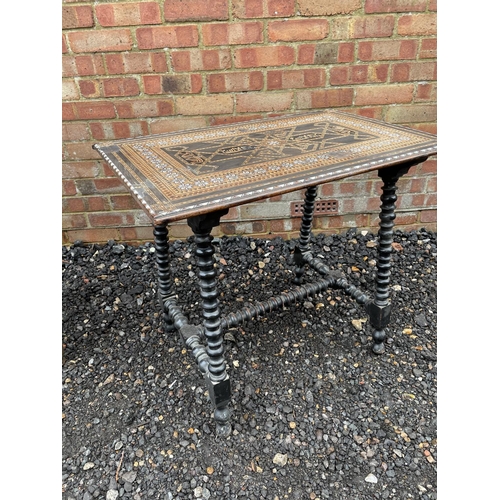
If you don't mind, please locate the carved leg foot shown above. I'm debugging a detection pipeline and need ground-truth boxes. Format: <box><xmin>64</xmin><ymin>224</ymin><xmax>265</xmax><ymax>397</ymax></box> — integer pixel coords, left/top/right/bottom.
<box><xmin>372</xmin><ymin>329</ymin><xmax>386</xmax><ymax>354</ymax></box>
<box><xmin>214</xmin><ymin>407</ymin><xmax>232</xmax><ymax>437</ymax></box>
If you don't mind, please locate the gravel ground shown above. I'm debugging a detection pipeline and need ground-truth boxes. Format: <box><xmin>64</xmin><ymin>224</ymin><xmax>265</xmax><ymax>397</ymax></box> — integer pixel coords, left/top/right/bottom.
<box><xmin>62</xmin><ymin>228</ymin><xmax>437</xmax><ymax>500</ymax></box>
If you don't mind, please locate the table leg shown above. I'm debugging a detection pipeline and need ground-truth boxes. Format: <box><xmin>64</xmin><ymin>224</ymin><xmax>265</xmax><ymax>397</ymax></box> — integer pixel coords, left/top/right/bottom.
<box><xmin>368</xmin><ymin>164</ymin><xmax>411</xmax><ymax>354</ymax></box>
<box><xmin>153</xmin><ymin>223</ymin><xmax>175</xmax><ymax>333</ymax></box>
<box><xmin>293</xmin><ymin>186</ymin><xmax>318</xmax><ymax>285</ymax></box>
<box><xmin>187</xmin><ymin>210</ymin><xmax>231</xmax><ymax>436</ymax></box>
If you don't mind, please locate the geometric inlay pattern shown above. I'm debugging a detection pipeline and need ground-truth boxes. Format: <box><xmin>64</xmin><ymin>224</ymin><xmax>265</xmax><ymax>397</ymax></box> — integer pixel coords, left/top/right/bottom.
<box><xmin>93</xmin><ymin>110</ymin><xmax>437</xmax><ymax>224</ymax></box>
<box><xmin>163</xmin><ymin>121</ymin><xmax>377</xmax><ymax>175</ymax></box>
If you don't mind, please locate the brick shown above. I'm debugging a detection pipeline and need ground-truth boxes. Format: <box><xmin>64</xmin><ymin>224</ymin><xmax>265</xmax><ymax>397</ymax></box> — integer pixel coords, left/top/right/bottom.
<box><xmin>297</xmin><ymin>0</ymin><xmax>362</xmax><ymax>15</ymax></box>
<box><xmin>62</xmin><ymin>34</ymin><xmax>68</xmax><ymax>54</ymax></box>
<box><xmin>62</xmin><ymin>197</ymin><xmax>86</xmax><ymax>214</ymax></box>
<box><xmin>62</xmin><ymin>123</ymin><xmax>90</xmax><ymax>142</ymax></box>
<box><xmin>338</xmin><ymin>180</ymin><xmax>372</xmax><ymax>196</ymax></box>
<box><xmin>118</xmin><ymin>226</ymin><xmax>155</xmax><ymax>244</ymax></box>
<box><xmin>392</xmin><ymin>211</ymin><xmax>419</xmax><ymax>226</ymax></box>
<box><xmin>63</xmin><ymin>80</ymin><xmax>79</xmax><ymax>100</ymax></box>
<box><xmin>388</xmin><ymin>191</ymin><xmax>421</xmax><ymax>214</ymax></box>
<box><xmin>351</xmin><ymin>107</ymin><xmax>384</xmax><ymax>120</ymax></box>
<box><xmin>233</xmin><ymin>0</ymin><xmax>261</xmax><ymax>18</ymax></box>
<box><xmin>105</xmin><ymin>52</ymin><xmax>167</xmax><ymax>75</ymax></box>
<box><xmin>62</xmin><ymin>103</ymin><xmax>77</xmax><ymax>121</ymax></box>
<box><xmin>391</xmin><ymin>61</ymin><xmax>436</xmax><ymax>82</ymax></box>
<box><xmin>220</xmin><ymin>207</ymin><xmax>240</xmax><ymax>220</ymax></box>
<box><xmin>327</xmin><ymin>213</ymin><xmax>369</xmax><ymax>229</ymax></box>
<box><xmin>63</xmin><ymin>196</ymin><xmax>110</xmax><ymax>213</ymax></box>
<box><xmin>78</xmin><ymin>80</ymin><xmax>101</xmax><ymax>98</ymax></box>
<box><xmin>202</xmin><ymin>22</ymin><xmax>263</xmax><ymax>45</ymax></box>
<box><xmin>164</xmin><ymin>0</ymin><xmax>228</xmax><ymax>21</ymax></box>
<box><xmin>233</xmin><ymin>0</ymin><xmax>295</xmax><ymax>18</ymax></box>
<box><xmin>110</xmin><ymin>195</ymin><xmax>141</xmax><ymax>211</ymax></box>
<box><xmin>425</xmin><ymin>192</ymin><xmax>437</xmax><ymax>208</ymax></box>
<box><xmin>176</xmin><ymin>95</ymin><xmax>234</xmax><ymax>115</ymax></box>
<box><xmin>210</xmin><ymin>114</ymin><xmax>264</xmax><ymax>125</ymax></box>
<box><xmin>133</xmin><ymin>211</ymin><xmax>150</xmax><ymax>226</ymax></box>
<box><xmin>62</xmin><ymin>228</ymin><xmax>120</xmax><ymax>245</ymax></box>
<box><xmin>62</xmin><ymin>161</ymin><xmax>100</xmax><ymax>179</ymax></box>
<box><xmin>102</xmin><ymin>77</ymin><xmax>140</xmax><ymax>97</ymax></box>
<box><xmin>331</xmin><ymin>18</ymin><xmax>351</xmax><ymax>40</ymax></box>
<box><xmin>74</xmin><ymin>101</ymin><xmax>116</xmax><ymax>120</ymax></box>
<box><xmin>412</xmin><ymin>124</ymin><xmax>436</xmax><ymax>136</ymax></box>
<box><xmin>88</xmin><ymin>196</ymin><xmax>110</xmax><ymax>212</ymax></box>
<box><xmin>330</xmin><ymin>67</ymin><xmax>351</xmax><ymax>86</ymax></box>
<box><xmin>240</xmin><ymin>202</ymin><xmax>290</xmax><ymax>220</ymax></box>
<box><xmin>338</xmin><ymin>42</ymin><xmax>355</xmax><ymax>62</ymax></box>
<box><xmin>62</xmin><ymin>214</ymin><xmax>88</xmax><ymax>229</ymax></box>
<box><xmin>364</xmin><ymin>0</ymin><xmax>427</xmax><ymax>13</ymax></box>
<box><xmin>94</xmin><ymin>178</ymin><xmax>127</xmax><ymax>194</ymax></box>
<box><xmin>219</xmin><ymin>221</ymin><xmax>268</xmax><ymax>236</ymax></box>
<box><xmin>236</xmin><ymin>92</ymin><xmax>293</xmax><ymax>112</ymax></box>
<box><xmin>296</xmin><ymin>88</ymin><xmax>354</xmax><ymax>109</ymax></box>
<box><xmin>385</xmin><ymin>104</ymin><xmax>436</xmax><ymax>123</ymax></box>
<box><xmin>96</xmin><ymin>2</ymin><xmax>161</xmax><ymax>27</ymax></box>
<box><xmin>63</xmin><ymin>180</ymin><xmax>77</xmax><ymax>196</ymax></box>
<box><xmin>358</xmin><ymin>40</ymin><xmax>418</xmax><ymax>60</ymax></box>
<box><xmin>415</xmin><ymin>81</ymin><xmax>437</xmax><ymax>101</ymax></box>
<box><xmin>339</xmin><ymin>197</ymin><xmax>370</xmax><ymax>214</ymax></box>
<box><xmin>115</xmin><ymin>99</ymin><xmax>174</xmax><ymax>118</ymax></box>
<box><xmin>298</xmin><ymin>42</ymin><xmax>339</xmax><ymax>65</ymax></box>
<box><xmin>297</xmin><ymin>45</ymin><xmax>315</xmax><ymax>65</ymax></box>
<box><xmin>351</xmin><ymin>15</ymin><xmax>395</xmax><ymax>38</ymax></box>
<box><xmin>136</xmin><ymin>26</ymin><xmax>198</xmax><ymax>49</ymax></box>
<box><xmin>143</xmin><ymin>74</ymin><xmax>202</xmax><ymax>94</ymax></box>
<box><xmin>88</xmin><ymin>213</ymin><xmax>135</xmax><ymax>228</ymax></box>
<box><xmin>171</xmin><ymin>49</ymin><xmax>231</xmax><ymax>72</ymax></box>
<box><xmin>330</xmin><ymin>64</ymin><xmax>388</xmax><ymax>85</ymax></box>
<box><xmin>62</xmin><ymin>56</ymin><xmax>77</xmax><ymax>78</ymax></box>
<box><xmin>425</xmin><ymin>175</ymin><xmax>437</xmax><ymax>193</ymax></box>
<box><xmin>101</xmin><ymin>163</ymin><xmax>117</xmax><ymax>178</ymax></box>
<box><xmin>67</xmin><ymin>29</ymin><xmax>133</xmax><ymax>53</ymax></box>
<box><xmin>268</xmin><ymin>19</ymin><xmax>329</xmax><ymax>42</ymax></box>
<box><xmin>419</xmin><ymin>209</ymin><xmax>436</xmax><ymax>223</ymax></box>
<box><xmin>64</xmin><ymin>142</ymin><xmax>101</xmax><ymax>161</ymax></box>
<box><xmin>398</xmin><ymin>14</ymin><xmax>437</xmax><ymax>36</ymax></box>
<box><xmin>207</xmin><ymin>71</ymin><xmax>264</xmax><ymax>93</ymax></box>
<box><xmin>89</xmin><ymin>121</ymin><xmax>149</xmax><ymax>140</ymax></box>
<box><xmin>75</xmin><ymin>55</ymin><xmax>106</xmax><ymax>76</ymax></box>
<box><xmin>235</xmin><ymin>46</ymin><xmax>295</xmax><ymax>68</ymax></box>
<box><xmin>397</xmin><ymin>176</ymin><xmax>425</xmax><ymax>194</ymax></box>
<box><xmin>62</xmin><ymin>6</ymin><xmax>94</xmax><ymax>29</ymax></box>
<box><xmin>267</xmin><ymin>68</ymin><xmax>325</xmax><ymax>89</ymax></box>
<box><xmin>420</xmin><ymin>38</ymin><xmax>437</xmax><ymax>59</ymax></box>
<box><xmin>354</xmin><ymin>84</ymin><xmax>413</xmax><ymax>105</ymax></box>
<box><xmin>150</xmin><ymin>117</ymin><xmax>207</xmax><ymax>134</ymax></box>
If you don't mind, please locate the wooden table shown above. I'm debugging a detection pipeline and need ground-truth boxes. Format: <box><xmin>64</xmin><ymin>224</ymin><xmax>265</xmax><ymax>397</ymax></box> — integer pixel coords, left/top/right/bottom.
<box><xmin>93</xmin><ymin>109</ymin><xmax>437</xmax><ymax>435</ymax></box>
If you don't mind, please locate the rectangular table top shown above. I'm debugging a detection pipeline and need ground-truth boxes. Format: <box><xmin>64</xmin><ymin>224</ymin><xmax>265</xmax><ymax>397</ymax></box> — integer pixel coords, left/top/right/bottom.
<box><xmin>93</xmin><ymin>109</ymin><xmax>437</xmax><ymax>224</ymax></box>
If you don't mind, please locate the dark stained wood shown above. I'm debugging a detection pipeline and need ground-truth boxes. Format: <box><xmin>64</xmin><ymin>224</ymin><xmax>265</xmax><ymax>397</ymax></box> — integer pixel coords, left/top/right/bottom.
<box><xmin>93</xmin><ymin>110</ymin><xmax>437</xmax><ymax>224</ymax></box>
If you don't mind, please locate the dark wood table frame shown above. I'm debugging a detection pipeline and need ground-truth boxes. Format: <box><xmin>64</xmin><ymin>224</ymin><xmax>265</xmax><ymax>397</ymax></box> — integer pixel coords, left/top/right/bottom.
<box><xmin>94</xmin><ymin>110</ymin><xmax>437</xmax><ymax>435</ymax></box>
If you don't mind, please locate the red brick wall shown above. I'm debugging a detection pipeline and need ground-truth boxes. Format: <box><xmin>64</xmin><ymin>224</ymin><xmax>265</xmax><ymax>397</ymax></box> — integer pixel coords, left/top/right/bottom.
<box><xmin>62</xmin><ymin>0</ymin><xmax>437</xmax><ymax>245</ymax></box>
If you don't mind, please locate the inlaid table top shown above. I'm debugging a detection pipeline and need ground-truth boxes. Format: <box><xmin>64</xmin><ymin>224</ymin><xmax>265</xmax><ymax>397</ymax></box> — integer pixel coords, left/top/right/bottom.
<box><xmin>93</xmin><ymin>110</ymin><xmax>437</xmax><ymax>224</ymax></box>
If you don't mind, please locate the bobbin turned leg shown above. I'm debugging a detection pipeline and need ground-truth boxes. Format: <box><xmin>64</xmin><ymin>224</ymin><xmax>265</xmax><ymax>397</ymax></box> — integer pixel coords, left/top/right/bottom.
<box><xmin>187</xmin><ymin>209</ymin><xmax>231</xmax><ymax>436</ymax></box>
<box><xmin>367</xmin><ymin>164</ymin><xmax>411</xmax><ymax>354</ymax></box>
<box><xmin>293</xmin><ymin>186</ymin><xmax>318</xmax><ymax>285</ymax></box>
<box><xmin>154</xmin><ymin>223</ymin><xmax>176</xmax><ymax>333</ymax></box>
